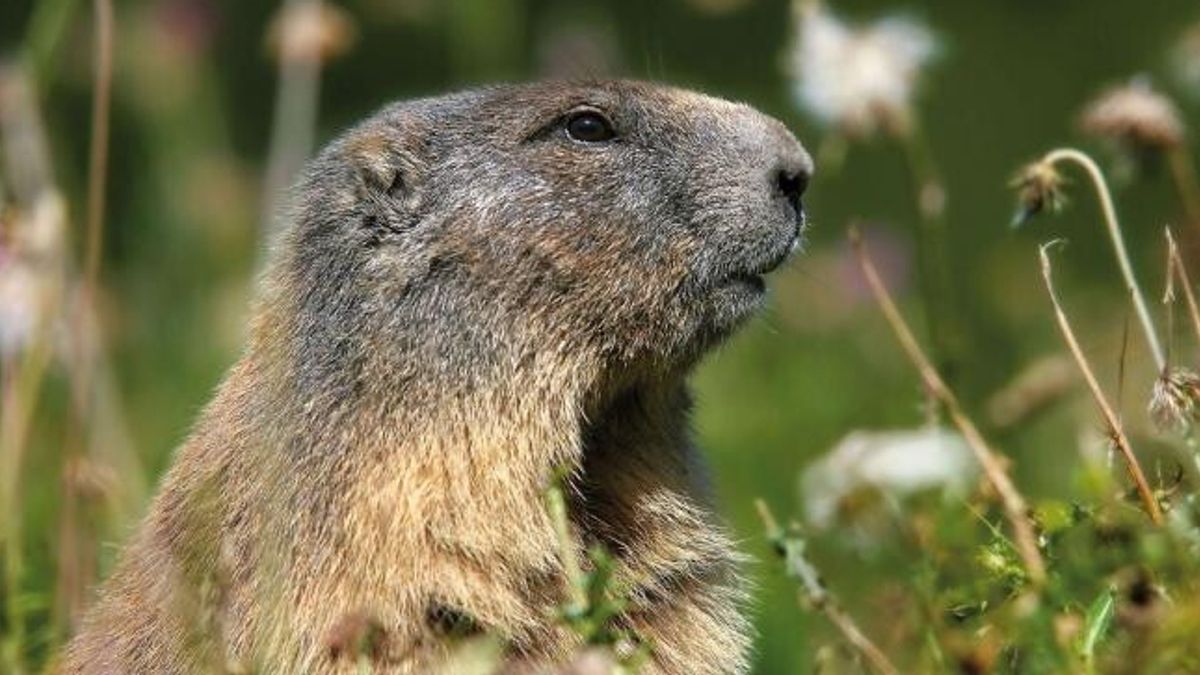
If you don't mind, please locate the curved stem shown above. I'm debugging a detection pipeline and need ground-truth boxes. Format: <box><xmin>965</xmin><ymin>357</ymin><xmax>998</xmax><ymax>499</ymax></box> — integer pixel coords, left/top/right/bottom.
<box><xmin>1043</xmin><ymin>148</ymin><xmax>1165</xmax><ymax>373</ymax></box>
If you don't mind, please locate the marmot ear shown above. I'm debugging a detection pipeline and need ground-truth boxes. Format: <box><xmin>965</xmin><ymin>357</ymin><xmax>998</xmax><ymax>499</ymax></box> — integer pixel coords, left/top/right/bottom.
<box><xmin>354</xmin><ymin>142</ymin><xmax>409</xmax><ymax>200</ymax></box>
<box><xmin>345</xmin><ymin>121</ymin><xmax>425</xmax><ymax>215</ymax></box>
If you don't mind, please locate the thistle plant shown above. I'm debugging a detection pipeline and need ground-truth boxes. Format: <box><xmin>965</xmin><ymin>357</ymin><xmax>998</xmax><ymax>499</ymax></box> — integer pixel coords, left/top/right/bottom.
<box><xmin>1153</xmin><ymin>227</ymin><xmax>1200</xmax><ymax>434</ymax></box>
<box><xmin>1010</xmin><ymin>148</ymin><xmax>1200</xmax><ymax>434</ymax></box>
<box><xmin>1010</xmin><ymin>149</ymin><xmax>1163</xmax><ymax>371</ymax></box>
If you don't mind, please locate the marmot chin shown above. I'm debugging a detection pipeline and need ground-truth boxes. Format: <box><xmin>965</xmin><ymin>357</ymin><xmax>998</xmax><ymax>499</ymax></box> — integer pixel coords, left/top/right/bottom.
<box><xmin>64</xmin><ymin>80</ymin><xmax>811</xmax><ymax>674</ymax></box>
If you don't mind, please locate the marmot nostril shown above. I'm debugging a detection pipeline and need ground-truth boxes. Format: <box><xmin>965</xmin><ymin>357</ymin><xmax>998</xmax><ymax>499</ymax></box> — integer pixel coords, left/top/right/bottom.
<box><xmin>775</xmin><ymin>168</ymin><xmax>808</xmax><ymax>216</ymax></box>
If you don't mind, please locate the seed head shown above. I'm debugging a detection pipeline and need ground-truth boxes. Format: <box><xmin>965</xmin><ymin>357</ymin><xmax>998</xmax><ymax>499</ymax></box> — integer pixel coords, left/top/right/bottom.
<box><xmin>1009</xmin><ymin>160</ymin><xmax>1067</xmax><ymax>228</ymax></box>
<box><xmin>1149</xmin><ymin>367</ymin><xmax>1200</xmax><ymax>433</ymax></box>
<box><xmin>1079</xmin><ymin>79</ymin><xmax>1185</xmax><ymax>152</ymax></box>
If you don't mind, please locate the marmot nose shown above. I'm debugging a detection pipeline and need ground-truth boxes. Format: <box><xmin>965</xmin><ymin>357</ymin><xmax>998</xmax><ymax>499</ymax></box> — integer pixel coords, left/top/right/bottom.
<box><xmin>763</xmin><ymin>123</ymin><xmax>813</xmax><ymax>227</ymax></box>
<box><xmin>773</xmin><ymin>161</ymin><xmax>810</xmax><ymax>226</ymax></box>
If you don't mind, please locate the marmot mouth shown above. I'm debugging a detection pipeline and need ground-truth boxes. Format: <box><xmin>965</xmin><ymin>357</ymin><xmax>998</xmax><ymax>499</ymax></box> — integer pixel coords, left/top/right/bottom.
<box><xmin>757</xmin><ymin>237</ymin><xmax>799</xmax><ymax>275</ymax></box>
<box><xmin>739</xmin><ymin>234</ymin><xmax>799</xmax><ymax>281</ymax></box>
<box><xmin>725</xmin><ymin>272</ymin><xmax>767</xmax><ymax>293</ymax></box>
<box><xmin>713</xmin><ymin>231</ymin><xmax>799</xmax><ymax>293</ymax></box>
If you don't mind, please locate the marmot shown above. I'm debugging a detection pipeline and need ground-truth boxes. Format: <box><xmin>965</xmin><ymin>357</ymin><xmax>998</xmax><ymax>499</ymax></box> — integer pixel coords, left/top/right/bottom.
<box><xmin>63</xmin><ymin>80</ymin><xmax>811</xmax><ymax>674</ymax></box>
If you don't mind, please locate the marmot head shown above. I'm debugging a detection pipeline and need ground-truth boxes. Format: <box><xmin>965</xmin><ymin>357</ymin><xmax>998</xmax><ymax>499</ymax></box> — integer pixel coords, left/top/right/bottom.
<box><xmin>272</xmin><ymin>81</ymin><xmax>810</xmax><ymax>394</ymax></box>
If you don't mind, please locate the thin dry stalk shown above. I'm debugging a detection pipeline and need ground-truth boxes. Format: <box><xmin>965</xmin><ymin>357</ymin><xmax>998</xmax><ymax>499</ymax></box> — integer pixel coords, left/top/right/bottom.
<box><xmin>83</xmin><ymin>0</ymin><xmax>112</xmax><ymax>293</ymax></box>
<box><xmin>755</xmin><ymin>500</ymin><xmax>900</xmax><ymax>675</ymax></box>
<box><xmin>897</xmin><ymin>118</ymin><xmax>955</xmax><ymax>381</ymax></box>
<box><xmin>849</xmin><ymin>225</ymin><xmax>1047</xmax><ymax>587</ymax></box>
<box><xmin>259</xmin><ymin>0</ymin><xmax>324</xmax><ymax>250</ymax></box>
<box><xmin>56</xmin><ymin>0</ymin><xmax>115</xmax><ymax>629</ymax></box>
<box><xmin>1039</xmin><ymin>243</ymin><xmax>1163</xmax><ymax>525</ymax></box>
<box><xmin>1165</xmin><ymin>227</ymin><xmax>1200</xmax><ymax>347</ymax></box>
<box><xmin>69</xmin><ymin>0</ymin><xmax>113</xmax><ymax>422</ymax></box>
<box><xmin>1041</xmin><ymin>148</ymin><xmax>1166</xmax><ymax>373</ymax></box>
<box><xmin>1167</xmin><ymin>147</ymin><xmax>1200</xmax><ymax>231</ymax></box>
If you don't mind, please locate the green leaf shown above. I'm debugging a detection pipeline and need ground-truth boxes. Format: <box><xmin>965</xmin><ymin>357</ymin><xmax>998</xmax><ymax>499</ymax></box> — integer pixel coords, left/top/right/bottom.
<box><xmin>1077</xmin><ymin>585</ymin><xmax>1116</xmax><ymax>671</ymax></box>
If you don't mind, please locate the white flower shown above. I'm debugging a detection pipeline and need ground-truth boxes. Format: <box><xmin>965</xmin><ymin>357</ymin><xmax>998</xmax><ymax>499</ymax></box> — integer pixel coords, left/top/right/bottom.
<box><xmin>801</xmin><ymin>427</ymin><xmax>977</xmax><ymax>528</ymax></box>
<box><xmin>786</xmin><ymin>0</ymin><xmax>937</xmax><ymax>138</ymax></box>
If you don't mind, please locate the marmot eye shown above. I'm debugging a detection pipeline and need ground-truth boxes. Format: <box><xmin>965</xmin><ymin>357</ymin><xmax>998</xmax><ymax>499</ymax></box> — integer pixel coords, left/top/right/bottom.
<box><xmin>565</xmin><ymin>111</ymin><xmax>615</xmax><ymax>143</ymax></box>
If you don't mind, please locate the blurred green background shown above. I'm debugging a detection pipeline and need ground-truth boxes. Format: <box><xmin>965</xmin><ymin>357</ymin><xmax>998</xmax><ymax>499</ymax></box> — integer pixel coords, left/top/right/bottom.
<box><xmin>3</xmin><ymin>0</ymin><xmax>1200</xmax><ymax>671</ymax></box>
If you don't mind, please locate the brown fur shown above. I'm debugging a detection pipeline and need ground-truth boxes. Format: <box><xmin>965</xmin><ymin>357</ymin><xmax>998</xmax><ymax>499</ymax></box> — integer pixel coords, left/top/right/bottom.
<box><xmin>62</xmin><ymin>81</ymin><xmax>810</xmax><ymax>674</ymax></box>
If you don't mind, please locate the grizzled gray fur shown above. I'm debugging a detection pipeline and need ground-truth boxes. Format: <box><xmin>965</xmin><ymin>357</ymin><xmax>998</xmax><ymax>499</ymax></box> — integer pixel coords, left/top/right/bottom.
<box><xmin>63</xmin><ymin>80</ymin><xmax>811</xmax><ymax>674</ymax></box>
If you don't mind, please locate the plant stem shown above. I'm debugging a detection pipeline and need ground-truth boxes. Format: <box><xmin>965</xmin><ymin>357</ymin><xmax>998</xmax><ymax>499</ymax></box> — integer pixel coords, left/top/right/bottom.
<box><xmin>1165</xmin><ymin>227</ymin><xmax>1200</xmax><ymax>348</ymax></box>
<box><xmin>56</xmin><ymin>0</ymin><xmax>115</xmax><ymax>630</ymax></box>
<box><xmin>1167</xmin><ymin>147</ymin><xmax>1200</xmax><ymax>234</ymax></box>
<box><xmin>899</xmin><ymin>121</ymin><xmax>955</xmax><ymax>381</ymax></box>
<box><xmin>546</xmin><ymin>477</ymin><xmax>586</xmax><ymax>612</ymax></box>
<box><xmin>755</xmin><ymin>500</ymin><xmax>900</xmax><ymax>675</ymax></box>
<box><xmin>1039</xmin><ymin>242</ymin><xmax>1163</xmax><ymax>525</ymax></box>
<box><xmin>849</xmin><ymin>225</ymin><xmax>1047</xmax><ymax>587</ymax></box>
<box><xmin>84</xmin><ymin>0</ymin><xmax>111</xmax><ymax>296</ymax></box>
<box><xmin>259</xmin><ymin>0</ymin><xmax>324</xmax><ymax>254</ymax></box>
<box><xmin>1041</xmin><ymin>148</ymin><xmax>1165</xmax><ymax>373</ymax></box>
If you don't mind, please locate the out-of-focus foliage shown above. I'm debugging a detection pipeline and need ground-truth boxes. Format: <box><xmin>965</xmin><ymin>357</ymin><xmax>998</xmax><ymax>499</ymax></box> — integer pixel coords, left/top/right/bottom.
<box><xmin>5</xmin><ymin>0</ymin><xmax>1200</xmax><ymax>673</ymax></box>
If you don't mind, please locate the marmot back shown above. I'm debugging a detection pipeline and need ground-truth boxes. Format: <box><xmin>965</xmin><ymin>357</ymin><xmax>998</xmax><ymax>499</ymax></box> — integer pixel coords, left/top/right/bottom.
<box><xmin>63</xmin><ymin>80</ymin><xmax>811</xmax><ymax>674</ymax></box>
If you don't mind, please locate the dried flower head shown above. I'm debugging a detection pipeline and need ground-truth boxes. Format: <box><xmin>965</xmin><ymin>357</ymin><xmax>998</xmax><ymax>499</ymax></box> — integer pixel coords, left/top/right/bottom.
<box><xmin>1079</xmin><ymin>79</ymin><xmax>1185</xmax><ymax>152</ymax></box>
<box><xmin>1150</xmin><ymin>367</ymin><xmax>1200</xmax><ymax>432</ymax></box>
<box><xmin>268</xmin><ymin>0</ymin><xmax>356</xmax><ymax>65</ymax></box>
<box><xmin>1010</xmin><ymin>160</ymin><xmax>1067</xmax><ymax>227</ymax></box>
<box><xmin>786</xmin><ymin>0</ymin><xmax>938</xmax><ymax>138</ymax></box>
